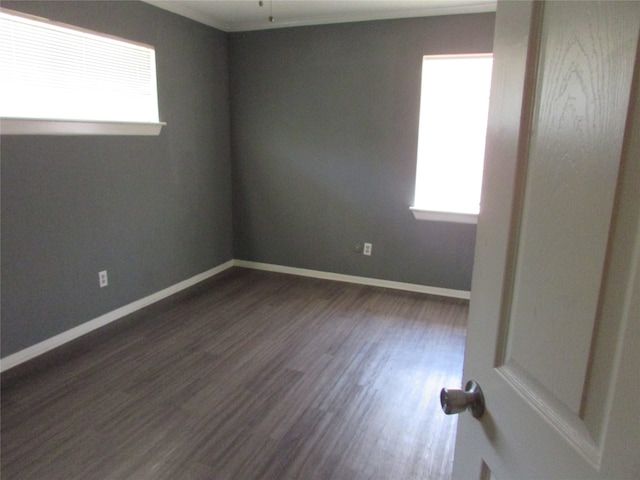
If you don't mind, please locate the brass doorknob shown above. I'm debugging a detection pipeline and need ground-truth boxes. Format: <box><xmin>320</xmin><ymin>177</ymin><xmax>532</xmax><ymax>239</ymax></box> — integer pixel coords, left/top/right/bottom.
<box><xmin>440</xmin><ymin>380</ymin><xmax>485</xmax><ymax>418</ymax></box>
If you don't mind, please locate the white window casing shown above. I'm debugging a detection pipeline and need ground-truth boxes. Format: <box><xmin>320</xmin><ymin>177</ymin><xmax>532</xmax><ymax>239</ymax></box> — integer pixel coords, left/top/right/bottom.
<box><xmin>0</xmin><ymin>8</ymin><xmax>165</xmax><ymax>135</ymax></box>
<box><xmin>412</xmin><ymin>54</ymin><xmax>493</xmax><ymax>224</ymax></box>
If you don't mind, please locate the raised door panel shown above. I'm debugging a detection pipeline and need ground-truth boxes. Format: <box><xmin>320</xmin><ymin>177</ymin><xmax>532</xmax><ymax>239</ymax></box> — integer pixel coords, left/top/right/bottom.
<box><xmin>453</xmin><ymin>1</ymin><xmax>640</xmax><ymax>478</ymax></box>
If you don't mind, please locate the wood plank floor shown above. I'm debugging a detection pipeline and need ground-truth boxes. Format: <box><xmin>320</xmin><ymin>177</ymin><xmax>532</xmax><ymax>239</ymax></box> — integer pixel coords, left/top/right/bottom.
<box><xmin>1</xmin><ymin>268</ymin><xmax>468</xmax><ymax>480</ymax></box>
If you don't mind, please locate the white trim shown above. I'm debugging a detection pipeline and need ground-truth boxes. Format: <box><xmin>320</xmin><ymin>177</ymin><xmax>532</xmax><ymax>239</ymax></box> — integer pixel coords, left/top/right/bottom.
<box><xmin>233</xmin><ymin>260</ymin><xmax>471</xmax><ymax>299</ymax></box>
<box><xmin>411</xmin><ymin>207</ymin><xmax>478</xmax><ymax>224</ymax></box>
<box><xmin>1</xmin><ymin>259</ymin><xmax>469</xmax><ymax>372</ymax></box>
<box><xmin>141</xmin><ymin>1</ymin><xmax>233</xmax><ymax>32</ymax></box>
<box><xmin>0</xmin><ymin>260</ymin><xmax>234</xmax><ymax>372</ymax></box>
<box><xmin>142</xmin><ymin>1</ymin><xmax>497</xmax><ymax>32</ymax></box>
<box><xmin>224</xmin><ymin>3</ymin><xmax>497</xmax><ymax>32</ymax></box>
<box><xmin>1</xmin><ymin>118</ymin><xmax>166</xmax><ymax>136</ymax></box>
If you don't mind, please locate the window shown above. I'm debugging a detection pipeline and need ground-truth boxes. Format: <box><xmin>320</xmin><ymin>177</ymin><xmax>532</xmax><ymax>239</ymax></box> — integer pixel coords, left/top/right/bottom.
<box><xmin>0</xmin><ymin>8</ymin><xmax>164</xmax><ymax>135</ymax></box>
<box><xmin>411</xmin><ymin>54</ymin><xmax>493</xmax><ymax>224</ymax></box>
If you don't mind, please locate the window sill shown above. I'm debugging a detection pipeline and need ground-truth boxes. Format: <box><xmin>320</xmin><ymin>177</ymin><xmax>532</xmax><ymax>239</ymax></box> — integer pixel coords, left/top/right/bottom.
<box><xmin>410</xmin><ymin>207</ymin><xmax>478</xmax><ymax>224</ymax></box>
<box><xmin>1</xmin><ymin>117</ymin><xmax>165</xmax><ymax>136</ymax></box>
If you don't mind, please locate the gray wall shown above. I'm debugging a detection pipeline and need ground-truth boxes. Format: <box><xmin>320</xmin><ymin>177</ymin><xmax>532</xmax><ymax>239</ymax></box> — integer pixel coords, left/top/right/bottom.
<box><xmin>229</xmin><ymin>13</ymin><xmax>495</xmax><ymax>291</ymax></box>
<box><xmin>1</xmin><ymin>1</ymin><xmax>233</xmax><ymax>356</ymax></box>
<box><xmin>1</xmin><ymin>3</ymin><xmax>495</xmax><ymax>359</ymax></box>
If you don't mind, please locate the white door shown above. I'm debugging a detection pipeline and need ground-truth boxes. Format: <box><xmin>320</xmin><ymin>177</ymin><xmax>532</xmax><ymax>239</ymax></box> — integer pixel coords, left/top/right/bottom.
<box><xmin>449</xmin><ymin>1</ymin><xmax>640</xmax><ymax>478</ymax></box>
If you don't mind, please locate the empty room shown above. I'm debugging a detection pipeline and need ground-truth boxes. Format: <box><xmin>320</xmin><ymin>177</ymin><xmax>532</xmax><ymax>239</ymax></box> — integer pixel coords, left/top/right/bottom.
<box><xmin>2</xmin><ymin>1</ymin><xmax>639</xmax><ymax>479</ymax></box>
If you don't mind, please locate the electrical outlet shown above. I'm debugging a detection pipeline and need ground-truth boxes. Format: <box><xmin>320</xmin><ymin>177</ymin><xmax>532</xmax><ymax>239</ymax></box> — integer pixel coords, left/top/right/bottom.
<box><xmin>99</xmin><ymin>270</ymin><xmax>108</xmax><ymax>288</ymax></box>
<box><xmin>363</xmin><ymin>243</ymin><xmax>372</xmax><ymax>256</ymax></box>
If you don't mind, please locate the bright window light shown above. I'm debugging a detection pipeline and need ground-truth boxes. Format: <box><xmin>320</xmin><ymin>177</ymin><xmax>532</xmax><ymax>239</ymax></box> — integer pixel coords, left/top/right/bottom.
<box><xmin>412</xmin><ymin>54</ymin><xmax>493</xmax><ymax>222</ymax></box>
<box><xmin>0</xmin><ymin>8</ymin><xmax>163</xmax><ymax>134</ymax></box>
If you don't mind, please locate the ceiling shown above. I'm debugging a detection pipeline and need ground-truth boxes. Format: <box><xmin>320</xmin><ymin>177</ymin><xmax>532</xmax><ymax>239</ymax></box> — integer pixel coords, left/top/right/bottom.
<box><xmin>142</xmin><ymin>0</ymin><xmax>497</xmax><ymax>32</ymax></box>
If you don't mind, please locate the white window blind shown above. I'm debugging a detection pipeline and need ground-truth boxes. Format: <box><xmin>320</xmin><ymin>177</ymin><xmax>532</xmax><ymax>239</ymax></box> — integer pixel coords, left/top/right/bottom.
<box><xmin>412</xmin><ymin>54</ymin><xmax>493</xmax><ymax>223</ymax></box>
<box><xmin>0</xmin><ymin>8</ymin><xmax>163</xmax><ymax>134</ymax></box>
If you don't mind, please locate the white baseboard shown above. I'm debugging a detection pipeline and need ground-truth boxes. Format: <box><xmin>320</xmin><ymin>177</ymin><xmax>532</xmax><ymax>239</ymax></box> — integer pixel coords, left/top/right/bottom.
<box><xmin>233</xmin><ymin>260</ymin><xmax>471</xmax><ymax>300</ymax></box>
<box><xmin>1</xmin><ymin>259</ymin><xmax>469</xmax><ymax>372</ymax></box>
<box><xmin>0</xmin><ymin>260</ymin><xmax>235</xmax><ymax>373</ymax></box>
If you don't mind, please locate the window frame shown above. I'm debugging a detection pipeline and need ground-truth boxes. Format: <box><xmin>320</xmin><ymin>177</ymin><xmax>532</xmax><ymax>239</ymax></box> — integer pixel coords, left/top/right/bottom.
<box><xmin>410</xmin><ymin>207</ymin><xmax>479</xmax><ymax>224</ymax></box>
<box><xmin>0</xmin><ymin>8</ymin><xmax>165</xmax><ymax>136</ymax></box>
<box><xmin>411</xmin><ymin>53</ymin><xmax>493</xmax><ymax>224</ymax></box>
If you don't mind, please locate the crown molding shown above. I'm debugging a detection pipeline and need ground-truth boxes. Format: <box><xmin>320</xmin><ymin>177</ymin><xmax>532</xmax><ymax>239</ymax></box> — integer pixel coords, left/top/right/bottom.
<box><xmin>142</xmin><ymin>1</ymin><xmax>496</xmax><ymax>32</ymax></box>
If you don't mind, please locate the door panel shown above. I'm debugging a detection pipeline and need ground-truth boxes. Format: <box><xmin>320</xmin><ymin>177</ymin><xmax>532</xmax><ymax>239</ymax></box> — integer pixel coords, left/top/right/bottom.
<box><xmin>503</xmin><ymin>0</ymin><xmax>636</xmax><ymax>415</ymax></box>
<box><xmin>452</xmin><ymin>1</ymin><xmax>640</xmax><ymax>478</ymax></box>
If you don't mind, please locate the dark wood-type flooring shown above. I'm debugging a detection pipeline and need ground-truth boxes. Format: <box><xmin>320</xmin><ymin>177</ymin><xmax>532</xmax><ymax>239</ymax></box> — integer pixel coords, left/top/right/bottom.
<box><xmin>1</xmin><ymin>268</ymin><xmax>468</xmax><ymax>480</ymax></box>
